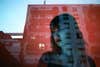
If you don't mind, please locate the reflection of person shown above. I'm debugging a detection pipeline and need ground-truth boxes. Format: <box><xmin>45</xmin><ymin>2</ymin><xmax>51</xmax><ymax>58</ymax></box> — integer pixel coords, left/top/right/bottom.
<box><xmin>38</xmin><ymin>13</ymin><xmax>96</xmax><ymax>67</ymax></box>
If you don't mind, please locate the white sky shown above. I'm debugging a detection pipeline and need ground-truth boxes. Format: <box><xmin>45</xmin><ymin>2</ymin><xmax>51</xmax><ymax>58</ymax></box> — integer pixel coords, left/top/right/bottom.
<box><xmin>0</xmin><ymin>0</ymin><xmax>100</xmax><ymax>33</ymax></box>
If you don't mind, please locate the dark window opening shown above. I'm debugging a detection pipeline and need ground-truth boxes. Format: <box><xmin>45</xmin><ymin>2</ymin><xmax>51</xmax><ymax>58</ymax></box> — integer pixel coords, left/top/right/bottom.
<box><xmin>66</xmin><ymin>26</ymin><xmax>70</xmax><ymax>29</ymax></box>
<box><xmin>66</xmin><ymin>32</ymin><xmax>71</xmax><ymax>35</ymax></box>
<box><xmin>65</xmin><ymin>43</ymin><xmax>72</xmax><ymax>45</ymax></box>
<box><xmin>67</xmin><ymin>56</ymin><xmax>74</xmax><ymax>63</ymax></box>
<box><xmin>78</xmin><ymin>48</ymin><xmax>85</xmax><ymax>51</ymax></box>
<box><xmin>63</xmin><ymin>15</ymin><xmax>69</xmax><ymax>20</ymax></box>
<box><xmin>66</xmin><ymin>36</ymin><xmax>71</xmax><ymax>39</ymax></box>
<box><xmin>63</xmin><ymin>21</ymin><xmax>70</xmax><ymax>25</ymax></box>
<box><xmin>67</xmin><ymin>48</ymin><xmax>72</xmax><ymax>50</ymax></box>
<box><xmin>76</xmin><ymin>32</ymin><xmax>82</xmax><ymax>39</ymax></box>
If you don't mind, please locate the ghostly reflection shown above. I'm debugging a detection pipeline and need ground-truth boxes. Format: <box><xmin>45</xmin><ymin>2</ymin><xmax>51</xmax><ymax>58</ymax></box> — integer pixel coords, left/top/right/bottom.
<box><xmin>38</xmin><ymin>13</ymin><xmax>95</xmax><ymax>67</ymax></box>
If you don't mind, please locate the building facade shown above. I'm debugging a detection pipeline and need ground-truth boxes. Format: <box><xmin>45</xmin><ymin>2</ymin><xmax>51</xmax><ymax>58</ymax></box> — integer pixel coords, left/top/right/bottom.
<box><xmin>22</xmin><ymin>4</ymin><xmax>100</xmax><ymax>67</ymax></box>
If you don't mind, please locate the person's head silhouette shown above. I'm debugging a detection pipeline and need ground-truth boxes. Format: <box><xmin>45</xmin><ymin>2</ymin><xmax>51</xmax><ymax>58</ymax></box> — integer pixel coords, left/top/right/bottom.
<box><xmin>50</xmin><ymin>13</ymin><xmax>84</xmax><ymax>55</ymax></box>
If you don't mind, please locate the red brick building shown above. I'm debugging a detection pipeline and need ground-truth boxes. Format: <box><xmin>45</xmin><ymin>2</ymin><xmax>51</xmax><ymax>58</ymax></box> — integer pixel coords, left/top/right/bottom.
<box><xmin>22</xmin><ymin>4</ymin><xmax>100</xmax><ymax>67</ymax></box>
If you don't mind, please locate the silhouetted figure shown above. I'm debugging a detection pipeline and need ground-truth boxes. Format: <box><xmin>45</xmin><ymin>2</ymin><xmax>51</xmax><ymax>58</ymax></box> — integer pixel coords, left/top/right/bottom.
<box><xmin>38</xmin><ymin>13</ymin><xmax>96</xmax><ymax>67</ymax></box>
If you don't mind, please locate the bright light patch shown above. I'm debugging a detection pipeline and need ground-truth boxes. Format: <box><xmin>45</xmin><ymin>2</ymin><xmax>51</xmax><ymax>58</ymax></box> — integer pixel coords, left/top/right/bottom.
<box><xmin>11</xmin><ymin>35</ymin><xmax>23</xmax><ymax>39</ymax></box>
<box><xmin>38</xmin><ymin>43</ymin><xmax>45</xmax><ymax>49</ymax></box>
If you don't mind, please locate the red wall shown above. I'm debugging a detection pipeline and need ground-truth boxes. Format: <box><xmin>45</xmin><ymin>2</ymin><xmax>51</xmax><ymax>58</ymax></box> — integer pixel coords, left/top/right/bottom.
<box><xmin>23</xmin><ymin>4</ymin><xmax>100</xmax><ymax>67</ymax></box>
<box><xmin>83</xmin><ymin>5</ymin><xmax>100</xmax><ymax>67</ymax></box>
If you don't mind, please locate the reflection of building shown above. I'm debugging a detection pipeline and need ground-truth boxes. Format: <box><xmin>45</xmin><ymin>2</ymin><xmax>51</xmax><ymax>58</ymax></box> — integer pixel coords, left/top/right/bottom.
<box><xmin>23</xmin><ymin>4</ymin><xmax>100</xmax><ymax>67</ymax></box>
